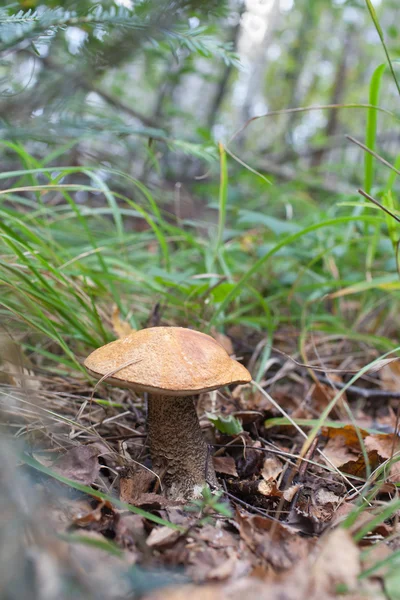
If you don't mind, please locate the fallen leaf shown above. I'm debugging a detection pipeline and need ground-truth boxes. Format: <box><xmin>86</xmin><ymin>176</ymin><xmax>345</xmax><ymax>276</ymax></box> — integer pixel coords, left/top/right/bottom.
<box><xmin>0</xmin><ymin>335</ymin><xmax>41</xmax><ymax>390</ymax></box>
<box><xmin>213</xmin><ymin>456</ymin><xmax>238</xmax><ymax>477</ymax></box>
<box><xmin>207</xmin><ymin>554</ymin><xmax>243</xmax><ymax>581</ymax></box>
<box><xmin>258</xmin><ymin>480</ymin><xmax>283</xmax><ymax>498</ymax></box>
<box><xmin>312</xmin><ymin>380</ymin><xmax>346</xmax><ymax>411</ymax></box>
<box><xmin>196</xmin><ymin>524</ymin><xmax>237</xmax><ymax>549</ymax></box>
<box><xmin>52</xmin><ymin>444</ymin><xmax>101</xmax><ymax>485</ymax></box>
<box><xmin>236</xmin><ymin>509</ymin><xmax>314</xmax><ymax>570</ymax></box>
<box><xmin>114</xmin><ymin>512</ymin><xmax>146</xmax><ymax>550</ymax></box>
<box><xmin>146</xmin><ymin>526</ymin><xmax>181</xmax><ymax>548</ymax></box>
<box><xmin>321</xmin><ymin>424</ymin><xmax>369</xmax><ymax>449</ymax></box>
<box><xmin>323</xmin><ymin>435</ymin><xmax>359</xmax><ymax>468</ymax></box>
<box><xmin>347</xmin><ymin>511</ymin><xmax>393</xmax><ymax>540</ymax></box>
<box><xmin>286</xmin><ymin>508</ymin><xmax>323</xmax><ymax>536</ymax></box>
<box><xmin>187</xmin><ymin>546</ymin><xmax>230</xmax><ymax>583</ymax></box>
<box><xmin>368</xmin><ymin>357</ymin><xmax>400</xmax><ymax>375</ymax></box>
<box><xmin>283</xmin><ymin>484</ymin><xmax>300</xmax><ymax>502</ymax></box>
<box><xmin>111</xmin><ymin>304</ymin><xmax>136</xmax><ymax>339</ymax></box>
<box><xmin>361</xmin><ymin>543</ymin><xmax>391</xmax><ymax>576</ymax></box>
<box><xmin>119</xmin><ymin>468</ymin><xmax>155</xmax><ymax>504</ymax></box>
<box><xmin>311</xmin><ymin>528</ymin><xmax>360</xmax><ymax>592</ymax></box>
<box><xmin>261</xmin><ymin>456</ymin><xmax>283</xmax><ymax>482</ymax></box>
<box><xmin>364</xmin><ymin>434</ymin><xmax>400</xmax><ymax>459</ymax></box>
<box><xmin>144</xmin><ymin>583</ymin><xmax>222</xmax><ymax>600</ymax></box>
<box><xmin>314</xmin><ymin>488</ymin><xmax>341</xmax><ymax>506</ymax></box>
<box><xmin>73</xmin><ymin>502</ymin><xmax>105</xmax><ymax>527</ymax></box>
<box><xmin>236</xmin><ymin>441</ymin><xmax>264</xmax><ymax>478</ymax></box>
<box><xmin>340</xmin><ymin>451</ymin><xmax>380</xmax><ymax>478</ymax></box>
<box><xmin>364</xmin><ymin>434</ymin><xmax>400</xmax><ymax>483</ymax></box>
<box><xmin>131</xmin><ymin>493</ymin><xmax>170</xmax><ymax>508</ymax></box>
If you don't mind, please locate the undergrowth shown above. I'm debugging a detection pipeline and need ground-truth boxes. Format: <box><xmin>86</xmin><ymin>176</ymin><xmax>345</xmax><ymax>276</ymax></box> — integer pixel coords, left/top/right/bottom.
<box><xmin>1</xmin><ymin>1</ymin><xmax>400</xmax><ymax>597</ymax></box>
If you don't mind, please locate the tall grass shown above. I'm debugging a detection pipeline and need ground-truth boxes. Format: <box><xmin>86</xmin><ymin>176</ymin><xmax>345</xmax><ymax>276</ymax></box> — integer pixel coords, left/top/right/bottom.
<box><xmin>0</xmin><ymin>136</ymin><xmax>399</xmax><ymax>378</ymax></box>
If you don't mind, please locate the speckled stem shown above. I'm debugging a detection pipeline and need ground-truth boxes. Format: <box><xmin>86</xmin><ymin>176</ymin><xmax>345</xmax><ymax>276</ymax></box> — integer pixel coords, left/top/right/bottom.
<box><xmin>147</xmin><ymin>394</ymin><xmax>218</xmax><ymax>500</ymax></box>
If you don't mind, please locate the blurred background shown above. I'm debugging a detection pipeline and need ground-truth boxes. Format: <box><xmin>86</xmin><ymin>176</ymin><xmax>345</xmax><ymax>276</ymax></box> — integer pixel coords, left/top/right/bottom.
<box><xmin>2</xmin><ymin>0</ymin><xmax>400</xmax><ymax>198</ymax></box>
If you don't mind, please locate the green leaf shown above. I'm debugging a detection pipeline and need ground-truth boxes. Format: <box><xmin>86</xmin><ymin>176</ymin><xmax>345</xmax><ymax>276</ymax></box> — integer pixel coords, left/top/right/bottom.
<box><xmin>206</xmin><ymin>412</ymin><xmax>243</xmax><ymax>435</ymax></box>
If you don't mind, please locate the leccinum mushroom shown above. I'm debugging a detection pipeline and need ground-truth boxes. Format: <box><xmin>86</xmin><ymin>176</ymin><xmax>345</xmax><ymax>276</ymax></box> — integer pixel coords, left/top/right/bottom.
<box><xmin>84</xmin><ymin>326</ymin><xmax>251</xmax><ymax>500</ymax></box>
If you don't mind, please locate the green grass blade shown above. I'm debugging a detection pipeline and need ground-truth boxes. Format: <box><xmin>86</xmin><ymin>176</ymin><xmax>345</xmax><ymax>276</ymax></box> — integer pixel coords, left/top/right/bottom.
<box><xmin>364</xmin><ymin>63</ymin><xmax>386</xmax><ymax>195</ymax></box>
<box><xmin>208</xmin><ymin>214</ymin><xmax>383</xmax><ymax>327</ymax></box>
<box><xmin>365</xmin><ymin>0</ymin><xmax>400</xmax><ymax>98</ymax></box>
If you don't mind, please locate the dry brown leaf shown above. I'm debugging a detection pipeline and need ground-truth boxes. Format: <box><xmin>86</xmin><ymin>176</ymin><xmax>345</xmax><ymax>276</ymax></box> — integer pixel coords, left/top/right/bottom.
<box><xmin>207</xmin><ymin>553</ymin><xmax>248</xmax><ymax>581</ymax></box>
<box><xmin>146</xmin><ymin>526</ymin><xmax>181</xmax><ymax>548</ymax></box>
<box><xmin>236</xmin><ymin>441</ymin><xmax>264</xmax><ymax>478</ymax></box>
<box><xmin>119</xmin><ymin>468</ymin><xmax>169</xmax><ymax>507</ymax></box>
<box><xmin>261</xmin><ymin>456</ymin><xmax>283</xmax><ymax>482</ymax></box>
<box><xmin>119</xmin><ymin>468</ymin><xmax>155</xmax><ymax>503</ymax></box>
<box><xmin>314</xmin><ymin>488</ymin><xmax>341</xmax><ymax>506</ymax></box>
<box><xmin>321</xmin><ymin>425</ymin><xmax>369</xmax><ymax>449</ymax></box>
<box><xmin>213</xmin><ymin>456</ymin><xmax>238</xmax><ymax>477</ymax></box>
<box><xmin>364</xmin><ymin>433</ymin><xmax>400</xmax><ymax>459</ymax></box>
<box><xmin>144</xmin><ymin>584</ymin><xmax>222</xmax><ymax>600</ymax></box>
<box><xmin>0</xmin><ymin>334</ymin><xmax>41</xmax><ymax>390</ymax></box>
<box><xmin>340</xmin><ymin>451</ymin><xmax>380</xmax><ymax>478</ymax></box>
<box><xmin>187</xmin><ymin>545</ymin><xmax>235</xmax><ymax>583</ymax></box>
<box><xmin>236</xmin><ymin>509</ymin><xmax>314</xmax><ymax>570</ymax></box>
<box><xmin>312</xmin><ymin>380</ymin><xmax>346</xmax><ymax>411</ymax></box>
<box><xmin>311</xmin><ymin>528</ymin><xmax>360</xmax><ymax>592</ymax></box>
<box><xmin>51</xmin><ymin>444</ymin><xmax>101</xmax><ymax>485</ymax></box>
<box><xmin>258</xmin><ymin>480</ymin><xmax>283</xmax><ymax>498</ymax></box>
<box><xmin>114</xmin><ymin>512</ymin><xmax>146</xmax><ymax>550</ymax></box>
<box><xmin>111</xmin><ymin>304</ymin><xmax>136</xmax><ymax>339</ymax></box>
<box><xmin>380</xmin><ymin>359</ymin><xmax>400</xmax><ymax>391</ymax></box>
<box><xmin>367</xmin><ymin>357</ymin><xmax>400</xmax><ymax>375</ymax></box>
<box><xmin>323</xmin><ymin>435</ymin><xmax>359</xmax><ymax>468</ymax></box>
<box><xmin>347</xmin><ymin>511</ymin><xmax>393</xmax><ymax>539</ymax></box>
<box><xmin>364</xmin><ymin>434</ymin><xmax>400</xmax><ymax>483</ymax></box>
<box><xmin>283</xmin><ymin>484</ymin><xmax>300</xmax><ymax>502</ymax></box>
<box><xmin>132</xmin><ymin>493</ymin><xmax>170</xmax><ymax>508</ymax></box>
<box><xmin>322</xmin><ymin>425</ymin><xmax>381</xmax><ymax>477</ymax></box>
<box><xmin>361</xmin><ymin>543</ymin><xmax>391</xmax><ymax>576</ymax></box>
<box><xmin>196</xmin><ymin>524</ymin><xmax>237</xmax><ymax>549</ymax></box>
<box><xmin>72</xmin><ymin>502</ymin><xmax>105</xmax><ymax>527</ymax></box>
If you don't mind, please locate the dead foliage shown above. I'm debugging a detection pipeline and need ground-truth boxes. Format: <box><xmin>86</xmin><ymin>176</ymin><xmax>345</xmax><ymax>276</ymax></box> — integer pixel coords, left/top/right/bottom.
<box><xmin>1</xmin><ymin>331</ymin><xmax>400</xmax><ymax>598</ymax></box>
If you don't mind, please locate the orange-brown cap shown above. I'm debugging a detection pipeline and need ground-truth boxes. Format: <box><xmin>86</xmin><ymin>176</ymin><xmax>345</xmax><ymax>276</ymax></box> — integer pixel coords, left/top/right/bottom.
<box><xmin>84</xmin><ymin>327</ymin><xmax>251</xmax><ymax>396</ymax></box>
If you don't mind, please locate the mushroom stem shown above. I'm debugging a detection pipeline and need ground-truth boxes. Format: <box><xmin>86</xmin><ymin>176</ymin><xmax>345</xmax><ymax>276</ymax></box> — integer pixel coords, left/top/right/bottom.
<box><xmin>147</xmin><ymin>394</ymin><xmax>218</xmax><ymax>500</ymax></box>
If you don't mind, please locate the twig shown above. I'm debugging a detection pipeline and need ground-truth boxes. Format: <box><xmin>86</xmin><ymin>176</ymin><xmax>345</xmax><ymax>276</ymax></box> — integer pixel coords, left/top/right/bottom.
<box><xmin>358</xmin><ymin>189</ymin><xmax>400</xmax><ymax>224</ymax></box>
<box><xmin>347</xmin><ymin>135</ymin><xmax>400</xmax><ymax>178</ymax></box>
<box><xmin>315</xmin><ymin>373</ymin><xmax>400</xmax><ymax>400</ymax></box>
<box><xmin>287</xmin><ymin>437</ymin><xmax>319</xmax><ymax>519</ymax></box>
<box><xmin>213</xmin><ymin>481</ymin><xmax>280</xmax><ymax>522</ymax></box>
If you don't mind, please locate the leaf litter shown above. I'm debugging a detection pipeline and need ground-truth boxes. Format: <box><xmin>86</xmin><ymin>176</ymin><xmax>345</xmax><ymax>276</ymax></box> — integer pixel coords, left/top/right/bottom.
<box><xmin>1</xmin><ymin>330</ymin><xmax>400</xmax><ymax>598</ymax></box>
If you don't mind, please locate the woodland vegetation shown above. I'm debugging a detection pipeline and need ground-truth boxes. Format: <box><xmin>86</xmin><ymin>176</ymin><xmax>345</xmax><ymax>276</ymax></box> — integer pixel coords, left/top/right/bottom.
<box><xmin>1</xmin><ymin>1</ymin><xmax>400</xmax><ymax>598</ymax></box>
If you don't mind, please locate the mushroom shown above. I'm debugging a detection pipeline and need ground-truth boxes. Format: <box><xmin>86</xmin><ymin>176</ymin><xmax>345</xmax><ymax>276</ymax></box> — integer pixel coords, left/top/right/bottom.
<box><xmin>84</xmin><ymin>326</ymin><xmax>251</xmax><ymax>500</ymax></box>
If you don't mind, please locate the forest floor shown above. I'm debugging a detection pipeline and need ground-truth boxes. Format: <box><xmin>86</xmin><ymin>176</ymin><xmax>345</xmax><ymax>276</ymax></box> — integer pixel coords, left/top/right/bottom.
<box><xmin>2</xmin><ymin>319</ymin><xmax>400</xmax><ymax>600</ymax></box>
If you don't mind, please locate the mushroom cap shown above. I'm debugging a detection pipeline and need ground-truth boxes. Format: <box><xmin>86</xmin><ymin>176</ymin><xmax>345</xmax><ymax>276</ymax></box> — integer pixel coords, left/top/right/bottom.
<box><xmin>84</xmin><ymin>326</ymin><xmax>251</xmax><ymax>396</ymax></box>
